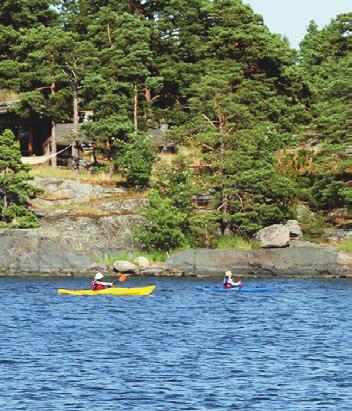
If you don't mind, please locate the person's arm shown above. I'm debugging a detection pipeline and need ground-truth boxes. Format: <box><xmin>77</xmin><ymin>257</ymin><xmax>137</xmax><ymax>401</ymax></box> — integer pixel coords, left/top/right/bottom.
<box><xmin>96</xmin><ymin>280</ymin><xmax>114</xmax><ymax>287</ymax></box>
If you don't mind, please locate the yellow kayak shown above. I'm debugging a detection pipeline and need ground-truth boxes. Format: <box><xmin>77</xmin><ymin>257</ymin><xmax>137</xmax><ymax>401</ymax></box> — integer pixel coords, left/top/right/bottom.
<box><xmin>58</xmin><ymin>285</ymin><xmax>156</xmax><ymax>296</ymax></box>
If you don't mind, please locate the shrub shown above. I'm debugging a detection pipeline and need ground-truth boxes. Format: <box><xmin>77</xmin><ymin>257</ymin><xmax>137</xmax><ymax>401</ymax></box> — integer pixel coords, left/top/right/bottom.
<box><xmin>0</xmin><ymin>129</ymin><xmax>42</xmax><ymax>227</ymax></box>
<box><xmin>2</xmin><ymin>205</ymin><xmax>40</xmax><ymax>228</ymax></box>
<box><xmin>298</xmin><ymin>208</ymin><xmax>329</xmax><ymax>240</ymax></box>
<box><xmin>133</xmin><ymin>191</ymin><xmax>187</xmax><ymax>251</ymax></box>
<box><xmin>339</xmin><ymin>240</ymin><xmax>352</xmax><ymax>253</ymax></box>
<box><xmin>114</xmin><ymin>132</ymin><xmax>155</xmax><ymax>189</ymax></box>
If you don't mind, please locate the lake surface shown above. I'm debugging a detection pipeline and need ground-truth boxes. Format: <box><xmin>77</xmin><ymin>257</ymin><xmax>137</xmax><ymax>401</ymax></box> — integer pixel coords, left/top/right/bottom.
<box><xmin>1</xmin><ymin>277</ymin><xmax>351</xmax><ymax>410</ymax></box>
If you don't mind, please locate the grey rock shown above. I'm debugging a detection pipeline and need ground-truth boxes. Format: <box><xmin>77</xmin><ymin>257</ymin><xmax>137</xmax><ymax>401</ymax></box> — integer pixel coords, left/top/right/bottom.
<box><xmin>285</xmin><ymin>220</ymin><xmax>303</xmax><ymax>238</ymax></box>
<box><xmin>326</xmin><ymin>229</ymin><xmax>352</xmax><ymax>241</ymax></box>
<box><xmin>140</xmin><ymin>268</ymin><xmax>164</xmax><ymax>276</ymax></box>
<box><xmin>100</xmin><ymin>198</ymin><xmax>146</xmax><ymax>214</ymax></box>
<box><xmin>133</xmin><ymin>256</ymin><xmax>150</xmax><ymax>269</ymax></box>
<box><xmin>288</xmin><ymin>240</ymin><xmax>325</xmax><ymax>248</ymax></box>
<box><xmin>0</xmin><ymin>229</ymin><xmax>101</xmax><ymax>274</ymax></box>
<box><xmin>254</xmin><ymin>224</ymin><xmax>290</xmax><ymax>248</ymax></box>
<box><xmin>249</xmin><ymin>247</ymin><xmax>340</xmax><ymax>277</ymax></box>
<box><xmin>166</xmin><ymin>246</ymin><xmax>352</xmax><ymax>277</ymax></box>
<box><xmin>167</xmin><ymin>248</ymin><xmax>250</xmax><ymax>276</ymax></box>
<box><xmin>113</xmin><ymin>260</ymin><xmax>139</xmax><ymax>273</ymax></box>
<box><xmin>33</xmin><ymin>177</ymin><xmax>124</xmax><ymax>204</ymax></box>
<box><xmin>34</xmin><ymin>214</ymin><xmax>144</xmax><ymax>250</ymax></box>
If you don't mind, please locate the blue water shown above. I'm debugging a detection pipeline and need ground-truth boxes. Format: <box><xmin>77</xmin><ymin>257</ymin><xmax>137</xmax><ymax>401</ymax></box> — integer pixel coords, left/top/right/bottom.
<box><xmin>1</xmin><ymin>277</ymin><xmax>352</xmax><ymax>410</ymax></box>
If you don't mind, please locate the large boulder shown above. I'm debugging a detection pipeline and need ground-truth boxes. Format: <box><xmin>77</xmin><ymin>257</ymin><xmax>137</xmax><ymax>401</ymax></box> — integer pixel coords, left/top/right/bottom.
<box><xmin>113</xmin><ymin>260</ymin><xmax>139</xmax><ymax>273</ymax></box>
<box><xmin>285</xmin><ymin>220</ymin><xmax>303</xmax><ymax>238</ymax></box>
<box><xmin>254</xmin><ymin>224</ymin><xmax>290</xmax><ymax>248</ymax></box>
<box><xmin>133</xmin><ymin>256</ymin><xmax>150</xmax><ymax>269</ymax></box>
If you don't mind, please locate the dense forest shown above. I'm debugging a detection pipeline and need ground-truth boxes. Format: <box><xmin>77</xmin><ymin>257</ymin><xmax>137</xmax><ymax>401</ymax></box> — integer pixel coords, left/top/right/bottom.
<box><xmin>0</xmin><ymin>1</ymin><xmax>351</xmax><ymax>249</ymax></box>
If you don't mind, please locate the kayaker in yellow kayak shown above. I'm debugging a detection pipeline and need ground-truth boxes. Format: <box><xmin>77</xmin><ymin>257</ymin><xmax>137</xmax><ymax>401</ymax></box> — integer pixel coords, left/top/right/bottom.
<box><xmin>223</xmin><ymin>271</ymin><xmax>243</xmax><ymax>288</ymax></box>
<box><xmin>91</xmin><ymin>272</ymin><xmax>114</xmax><ymax>291</ymax></box>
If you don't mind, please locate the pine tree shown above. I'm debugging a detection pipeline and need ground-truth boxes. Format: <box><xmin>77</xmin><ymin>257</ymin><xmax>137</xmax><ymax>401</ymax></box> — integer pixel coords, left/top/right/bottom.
<box><xmin>298</xmin><ymin>13</ymin><xmax>352</xmax><ymax>210</ymax></box>
<box><xmin>0</xmin><ymin>130</ymin><xmax>42</xmax><ymax>227</ymax></box>
<box><xmin>166</xmin><ymin>0</ymin><xmax>300</xmax><ymax>236</ymax></box>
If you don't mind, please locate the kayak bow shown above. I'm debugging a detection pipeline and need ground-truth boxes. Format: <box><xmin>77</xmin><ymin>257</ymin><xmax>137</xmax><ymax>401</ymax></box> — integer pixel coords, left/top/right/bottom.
<box><xmin>58</xmin><ymin>285</ymin><xmax>156</xmax><ymax>296</ymax></box>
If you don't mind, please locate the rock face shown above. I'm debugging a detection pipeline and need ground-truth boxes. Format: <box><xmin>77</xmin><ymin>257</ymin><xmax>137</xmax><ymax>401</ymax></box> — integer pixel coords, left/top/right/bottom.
<box><xmin>249</xmin><ymin>247</ymin><xmax>345</xmax><ymax>277</ymax></box>
<box><xmin>0</xmin><ymin>229</ymin><xmax>103</xmax><ymax>275</ymax></box>
<box><xmin>254</xmin><ymin>224</ymin><xmax>290</xmax><ymax>248</ymax></box>
<box><xmin>30</xmin><ymin>177</ymin><xmax>146</xmax><ymax>250</ymax></box>
<box><xmin>167</xmin><ymin>249</ymin><xmax>250</xmax><ymax>276</ymax></box>
<box><xmin>1</xmin><ymin>177</ymin><xmax>350</xmax><ymax>277</ymax></box>
<box><xmin>0</xmin><ymin>177</ymin><xmax>147</xmax><ymax>275</ymax></box>
<box><xmin>166</xmin><ymin>247</ymin><xmax>352</xmax><ymax>277</ymax></box>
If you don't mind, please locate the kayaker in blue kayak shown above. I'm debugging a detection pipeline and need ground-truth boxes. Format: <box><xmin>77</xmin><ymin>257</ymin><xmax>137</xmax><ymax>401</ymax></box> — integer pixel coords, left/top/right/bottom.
<box><xmin>223</xmin><ymin>271</ymin><xmax>243</xmax><ymax>288</ymax></box>
<box><xmin>91</xmin><ymin>272</ymin><xmax>114</xmax><ymax>291</ymax></box>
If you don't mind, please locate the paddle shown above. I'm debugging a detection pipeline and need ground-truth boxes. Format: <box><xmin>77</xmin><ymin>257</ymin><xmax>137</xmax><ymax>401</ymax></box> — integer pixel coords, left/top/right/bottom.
<box><xmin>112</xmin><ymin>274</ymin><xmax>129</xmax><ymax>286</ymax></box>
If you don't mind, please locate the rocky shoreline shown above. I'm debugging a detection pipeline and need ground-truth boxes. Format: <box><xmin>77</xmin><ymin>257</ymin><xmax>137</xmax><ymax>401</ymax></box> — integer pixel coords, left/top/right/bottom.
<box><xmin>0</xmin><ymin>227</ymin><xmax>351</xmax><ymax>278</ymax></box>
<box><xmin>166</xmin><ymin>244</ymin><xmax>352</xmax><ymax>278</ymax></box>
<box><xmin>0</xmin><ymin>177</ymin><xmax>351</xmax><ymax>278</ymax></box>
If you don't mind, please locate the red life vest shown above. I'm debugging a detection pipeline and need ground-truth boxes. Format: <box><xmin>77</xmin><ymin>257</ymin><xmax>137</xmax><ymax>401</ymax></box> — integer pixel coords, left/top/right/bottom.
<box><xmin>91</xmin><ymin>279</ymin><xmax>105</xmax><ymax>291</ymax></box>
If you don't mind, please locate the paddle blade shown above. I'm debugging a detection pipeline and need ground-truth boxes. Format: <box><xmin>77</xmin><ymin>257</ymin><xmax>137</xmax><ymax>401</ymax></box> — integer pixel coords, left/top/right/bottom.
<box><xmin>118</xmin><ymin>275</ymin><xmax>128</xmax><ymax>282</ymax></box>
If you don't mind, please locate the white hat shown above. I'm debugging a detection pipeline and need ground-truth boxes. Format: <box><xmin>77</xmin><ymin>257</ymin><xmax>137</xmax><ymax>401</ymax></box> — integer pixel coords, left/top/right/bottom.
<box><xmin>225</xmin><ymin>271</ymin><xmax>232</xmax><ymax>276</ymax></box>
<box><xmin>94</xmin><ymin>272</ymin><xmax>104</xmax><ymax>280</ymax></box>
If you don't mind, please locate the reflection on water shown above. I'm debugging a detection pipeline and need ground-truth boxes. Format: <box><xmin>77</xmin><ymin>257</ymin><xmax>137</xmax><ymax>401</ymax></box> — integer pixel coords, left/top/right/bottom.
<box><xmin>0</xmin><ymin>277</ymin><xmax>351</xmax><ymax>410</ymax></box>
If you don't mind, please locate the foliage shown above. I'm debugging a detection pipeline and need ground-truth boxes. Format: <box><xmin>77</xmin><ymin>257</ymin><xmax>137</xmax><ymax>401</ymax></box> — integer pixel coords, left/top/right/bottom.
<box><xmin>133</xmin><ymin>190</ymin><xmax>187</xmax><ymax>251</ymax></box>
<box><xmin>0</xmin><ymin>129</ymin><xmax>42</xmax><ymax>226</ymax></box>
<box><xmin>3</xmin><ymin>204</ymin><xmax>40</xmax><ymax>228</ymax></box>
<box><xmin>113</xmin><ymin>132</ymin><xmax>155</xmax><ymax>189</ymax></box>
<box><xmin>0</xmin><ymin>1</ymin><xmax>349</xmax><ymax>240</ymax></box>
<box><xmin>187</xmin><ymin>213</ymin><xmax>219</xmax><ymax>248</ymax></box>
<box><xmin>298</xmin><ymin>208</ymin><xmax>329</xmax><ymax>241</ymax></box>
<box><xmin>216</xmin><ymin>235</ymin><xmax>260</xmax><ymax>250</ymax></box>
<box><xmin>297</xmin><ymin>14</ymin><xmax>352</xmax><ymax>211</ymax></box>
<box><xmin>339</xmin><ymin>240</ymin><xmax>352</xmax><ymax>254</ymax></box>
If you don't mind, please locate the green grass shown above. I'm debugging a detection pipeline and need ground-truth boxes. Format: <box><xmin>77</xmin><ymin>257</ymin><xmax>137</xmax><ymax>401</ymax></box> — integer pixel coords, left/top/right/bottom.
<box><xmin>101</xmin><ymin>237</ymin><xmax>260</xmax><ymax>265</ymax></box>
<box><xmin>30</xmin><ymin>166</ymin><xmax>125</xmax><ymax>186</ymax></box>
<box><xmin>216</xmin><ymin>236</ymin><xmax>260</xmax><ymax>250</ymax></box>
<box><xmin>339</xmin><ymin>240</ymin><xmax>352</xmax><ymax>253</ymax></box>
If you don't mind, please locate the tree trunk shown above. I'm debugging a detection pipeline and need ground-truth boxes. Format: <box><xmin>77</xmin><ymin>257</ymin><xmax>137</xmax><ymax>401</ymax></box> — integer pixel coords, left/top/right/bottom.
<box><xmin>107</xmin><ymin>138</ymin><xmax>114</xmax><ymax>175</ymax></box>
<box><xmin>73</xmin><ymin>82</ymin><xmax>79</xmax><ymax>135</ymax></box>
<box><xmin>144</xmin><ymin>86</ymin><xmax>151</xmax><ymax>102</ymax></box>
<box><xmin>216</xmin><ymin>93</ymin><xmax>227</xmax><ymax>234</ymax></box>
<box><xmin>28</xmin><ymin>123</ymin><xmax>33</xmax><ymax>155</ymax></box>
<box><xmin>50</xmin><ymin>54</ymin><xmax>57</xmax><ymax>168</ymax></box>
<box><xmin>134</xmin><ymin>84</ymin><xmax>138</xmax><ymax>131</ymax></box>
<box><xmin>51</xmin><ymin>119</ymin><xmax>57</xmax><ymax>167</ymax></box>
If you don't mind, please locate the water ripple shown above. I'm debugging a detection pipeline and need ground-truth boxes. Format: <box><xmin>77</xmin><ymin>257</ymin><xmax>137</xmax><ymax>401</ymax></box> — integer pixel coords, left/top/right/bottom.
<box><xmin>0</xmin><ymin>277</ymin><xmax>352</xmax><ymax>410</ymax></box>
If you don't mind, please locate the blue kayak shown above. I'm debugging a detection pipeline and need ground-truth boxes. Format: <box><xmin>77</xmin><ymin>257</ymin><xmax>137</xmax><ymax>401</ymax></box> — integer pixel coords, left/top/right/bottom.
<box><xmin>197</xmin><ymin>285</ymin><xmax>278</xmax><ymax>293</ymax></box>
